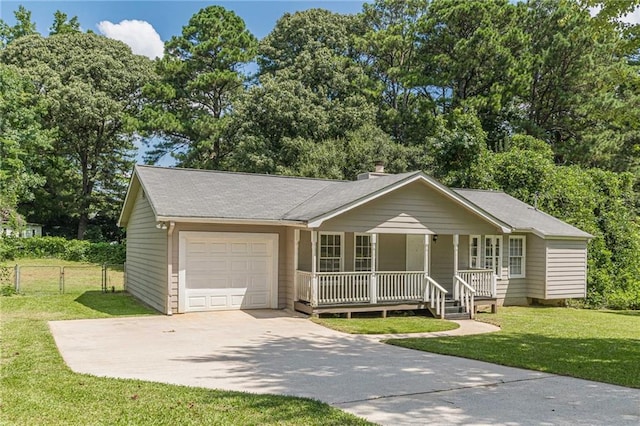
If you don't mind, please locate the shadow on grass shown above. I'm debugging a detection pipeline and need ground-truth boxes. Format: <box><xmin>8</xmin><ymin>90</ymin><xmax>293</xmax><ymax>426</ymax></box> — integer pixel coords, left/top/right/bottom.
<box><xmin>597</xmin><ymin>310</ymin><xmax>640</xmax><ymax>317</ymax></box>
<box><xmin>74</xmin><ymin>291</ymin><xmax>158</xmax><ymax>316</ymax></box>
<box><xmin>388</xmin><ymin>332</ymin><xmax>640</xmax><ymax>388</ymax></box>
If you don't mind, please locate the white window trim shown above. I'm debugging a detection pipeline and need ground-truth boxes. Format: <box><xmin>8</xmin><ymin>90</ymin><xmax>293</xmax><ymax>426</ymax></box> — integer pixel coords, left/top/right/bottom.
<box><xmin>508</xmin><ymin>235</ymin><xmax>527</xmax><ymax>278</ymax></box>
<box><xmin>484</xmin><ymin>235</ymin><xmax>503</xmax><ymax>278</ymax></box>
<box><xmin>318</xmin><ymin>232</ymin><xmax>344</xmax><ymax>272</ymax></box>
<box><xmin>354</xmin><ymin>233</ymin><xmax>372</xmax><ymax>272</ymax></box>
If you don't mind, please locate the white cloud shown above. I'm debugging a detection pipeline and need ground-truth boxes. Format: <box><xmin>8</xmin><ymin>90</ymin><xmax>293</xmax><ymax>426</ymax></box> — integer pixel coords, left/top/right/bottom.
<box><xmin>589</xmin><ymin>5</ymin><xmax>640</xmax><ymax>25</ymax></box>
<box><xmin>620</xmin><ymin>8</ymin><xmax>640</xmax><ymax>25</ymax></box>
<box><xmin>97</xmin><ymin>20</ymin><xmax>164</xmax><ymax>59</ymax></box>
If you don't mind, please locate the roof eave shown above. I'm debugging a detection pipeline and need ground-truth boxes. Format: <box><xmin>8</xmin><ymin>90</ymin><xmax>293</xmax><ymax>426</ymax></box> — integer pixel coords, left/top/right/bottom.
<box><xmin>155</xmin><ymin>216</ymin><xmax>307</xmax><ymax>227</ymax></box>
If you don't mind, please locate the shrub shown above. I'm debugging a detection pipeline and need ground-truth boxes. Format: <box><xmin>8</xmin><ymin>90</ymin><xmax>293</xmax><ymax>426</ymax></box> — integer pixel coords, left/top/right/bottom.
<box><xmin>1</xmin><ymin>236</ymin><xmax>125</xmax><ymax>265</ymax></box>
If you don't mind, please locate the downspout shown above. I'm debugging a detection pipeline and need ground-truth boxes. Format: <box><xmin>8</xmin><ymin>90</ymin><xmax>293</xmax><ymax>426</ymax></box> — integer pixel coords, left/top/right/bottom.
<box><xmin>166</xmin><ymin>221</ymin><xmax>175</xmax><ymax>315</ymax></box>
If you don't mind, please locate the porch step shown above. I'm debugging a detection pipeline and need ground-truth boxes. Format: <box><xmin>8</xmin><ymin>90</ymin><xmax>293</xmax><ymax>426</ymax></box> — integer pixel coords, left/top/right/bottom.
<box><xmin>443</xmin><ymin>299</ymin><xmax>471</xmax><ymax>320</ymax></box>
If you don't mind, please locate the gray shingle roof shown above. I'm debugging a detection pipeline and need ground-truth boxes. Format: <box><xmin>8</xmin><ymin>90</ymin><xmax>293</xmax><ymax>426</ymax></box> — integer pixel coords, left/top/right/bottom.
<box><xmin>126</xmin><ymin>165</ymin><xmax>591</xmax><ymax>239</ymax></box>
<box><xmin>454</xmin><ymin>189</ymin><xmax>592</xmax><ymax>238</ymax></box>
<box><xmin>135</xmin><ymin>166</ymin><xmax>339</xmax><ymax>221</ymax></box>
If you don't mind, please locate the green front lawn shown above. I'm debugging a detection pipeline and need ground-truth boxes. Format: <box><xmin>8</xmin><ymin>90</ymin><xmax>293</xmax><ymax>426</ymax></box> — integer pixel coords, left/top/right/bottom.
<box><xmin>0</xmin><ymin>261</ymin><xmax>370</xmax><ymax>425</ymax></box>
<box><xmin>388</xmin><ymin>307</ymin><xmax>640</xmax><ymax>388</ymax></box>
<box><xmin>313</xmin><ymin>315</ymin><xmax>459</xmax><ymax>334</ymax></box>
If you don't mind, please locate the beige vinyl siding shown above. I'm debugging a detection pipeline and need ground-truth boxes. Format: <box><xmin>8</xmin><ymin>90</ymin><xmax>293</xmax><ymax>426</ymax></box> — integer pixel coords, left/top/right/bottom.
<box><xmin>125</xmin><ymin>189</ymin><xmax>168</xmax><ymax>313</ymax></box>
<box><xmin>170</xmin><ymin>224</ymin><xmax>293</xmax><ymax>311</ymax></box>
<box><xmin>320</xmin><ymin>181</ymin><xmax>501</xmax><ymax>235</ymax></box>
<box><xmin>526</xmin><ymin>234</ymin><xmax>546</xmax><ymax>299</ymax></box>
<box><xmin>546</xmin><ymin>239</ymin><xmax>587</xmax><ymax>299</ymax></box>
<box><xmin>344</xmin><ymin>232</ymin><xmax>355</xmax><ymax>272</ymax></box>
<box><xmin>298</xmin><ymin>230</ymin><xmax>312</xmax><ymax>271</ymax></box>
<box><xmin>458</xmin><ymin>236</ymin><xmax>470</xmax><ymax>269</ymax></box>
<box><xmin>378</xmin><ymin>234</ymin><xmax>406</xmax><ymax>271</ymax></box>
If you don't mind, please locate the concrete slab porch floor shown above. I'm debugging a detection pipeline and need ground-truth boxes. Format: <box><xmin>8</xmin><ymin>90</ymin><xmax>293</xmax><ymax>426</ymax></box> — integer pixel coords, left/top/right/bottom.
<box><xmin>49</xmin><ymin>310</ymin><xmax>640</xmax><ymax>426</ymax></box>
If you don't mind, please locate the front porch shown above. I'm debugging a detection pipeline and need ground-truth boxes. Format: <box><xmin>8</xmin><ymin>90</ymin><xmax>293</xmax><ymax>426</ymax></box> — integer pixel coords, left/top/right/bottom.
<box><xmin>292</xmin><ymin>230</ymin><xmax>498</xmax><ymax>319</ymax></box>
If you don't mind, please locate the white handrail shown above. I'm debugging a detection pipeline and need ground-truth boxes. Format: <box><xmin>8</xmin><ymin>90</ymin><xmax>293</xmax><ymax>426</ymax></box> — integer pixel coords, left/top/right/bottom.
<box><xmin>425</xmin><ymin>276</ymin><xmax>448</xmax><ymax>319</ymax></box>
<box><xmin>454</xmin><ymin>274</ymin><xmax>476</xmax><ymax>319</ymax></box>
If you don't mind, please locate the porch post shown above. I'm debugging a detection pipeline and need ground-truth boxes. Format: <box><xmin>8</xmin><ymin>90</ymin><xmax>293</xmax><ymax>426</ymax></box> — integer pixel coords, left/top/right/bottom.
<box><xmin>453</xmin><ymin>234</ymin><xmax>459</xmax><ymax>300</ymax></box>
<box><xmin>293</xmin><ymin>229</ymin><xmax>300</xmax><ymax>301</ymax></box>
<box><xmin>423</xmin><ymin>234</ymin><xmax>430</xmax><ymax>277</ymax></box>
<box><xmin>311</xmin><ymin>230</ymin><xmax>318</xmax><ymax>307</ymax></box>
<box><xmin>370</xmin><ymin>233</ymin><xmax>378</xmax><ymax>304</ymax></box>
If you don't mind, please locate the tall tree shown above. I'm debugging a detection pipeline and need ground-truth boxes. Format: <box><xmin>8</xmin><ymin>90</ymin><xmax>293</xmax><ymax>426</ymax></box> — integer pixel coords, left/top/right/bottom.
<box><xmin>1</xmin><ymin>33</ymin><xmax>153</xmax><ymax>239</ymax></box>
<box><xmin>417</xmin><ymin>0</ymin><xmax>527</xmax><ymax>150</ymax></box>
<box><xmin>225</xmin><ymin>9</ymin><xmax>395</xmax><ymax>178</ymax></box>
<box><xmin>142</xmin><ymin>5</ymin><xmax>257</xmax><ymax>167</ymax></box>
<box><xmin>357</xmin><ymin>0</ymin><xmax>434</xmax><ymax>145</ymax></box>
<box><xmin>0</xmin><ymin>5</ymin><xmax>38</xmax><ymax>47</ymax></box>
<box><xmin>49</xmin><ymin>11</ymin><xmax>81</xmax><ymax>35</ymax></box>
<box><xmin>0</xmin><ymin>64</ymin><xmax>50</xmax><ymax>227</ymax></box>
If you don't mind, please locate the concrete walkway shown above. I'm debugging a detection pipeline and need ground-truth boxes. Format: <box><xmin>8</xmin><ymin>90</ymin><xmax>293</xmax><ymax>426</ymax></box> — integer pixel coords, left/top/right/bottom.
<box><xmin>49</xmin><ymin>310</ymin><xmax>640</xmax><ymax>425</ymax></box>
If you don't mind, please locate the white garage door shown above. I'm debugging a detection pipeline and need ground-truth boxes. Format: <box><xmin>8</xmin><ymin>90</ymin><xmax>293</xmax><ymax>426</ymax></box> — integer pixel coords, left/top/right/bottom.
<box><xmin>178</xmin><ymin>232</ymin><xmax>278</xmax><ymax>312</ymax></box>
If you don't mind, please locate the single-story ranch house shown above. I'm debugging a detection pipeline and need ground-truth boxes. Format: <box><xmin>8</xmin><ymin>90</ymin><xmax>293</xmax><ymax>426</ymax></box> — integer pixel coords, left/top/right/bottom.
<box><xmin>118</xmin><ymin>165</ymin><xmax>592</xmax><ymax>319</ymax></box>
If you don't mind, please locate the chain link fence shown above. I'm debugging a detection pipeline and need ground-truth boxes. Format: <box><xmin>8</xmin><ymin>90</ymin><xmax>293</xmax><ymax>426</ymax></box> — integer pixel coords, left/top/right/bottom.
<box><xmin>7</xmin><ymin>263</ymin><xmax>125</xmax><ymax>295</ymax></box>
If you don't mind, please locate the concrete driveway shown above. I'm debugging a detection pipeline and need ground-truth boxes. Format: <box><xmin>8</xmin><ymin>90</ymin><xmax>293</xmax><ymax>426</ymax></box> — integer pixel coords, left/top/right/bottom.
<box><xmin>49</xmin><ymin>310</ymin><xmax>640</xmax><ymax>425</ymax></box>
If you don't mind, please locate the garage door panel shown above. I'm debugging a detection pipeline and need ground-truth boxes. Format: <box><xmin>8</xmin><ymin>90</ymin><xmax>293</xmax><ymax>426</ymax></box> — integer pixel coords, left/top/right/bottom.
<box><xmin>179</xmin><ymin>232</ymin><xmax>277</xmax><ymax>313</ymax></box>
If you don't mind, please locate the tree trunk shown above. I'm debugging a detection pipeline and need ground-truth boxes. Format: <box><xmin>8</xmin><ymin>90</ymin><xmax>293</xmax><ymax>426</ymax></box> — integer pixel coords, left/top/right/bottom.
<box><xmin>77</xmin><ymin>212</ymin><xmax>88</xmax><ymax>240</ymax></box>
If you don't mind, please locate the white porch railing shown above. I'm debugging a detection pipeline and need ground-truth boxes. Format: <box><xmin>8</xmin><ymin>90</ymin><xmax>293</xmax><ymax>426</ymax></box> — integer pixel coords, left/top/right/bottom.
<box><xmin>317</xmin><ymin>272</ymin><xmax>370</xmax><ymax>304</ymax></box>
<box><xmin>377</xmin><ymin>272</ymin><xmax>425</xmax><ymax>302</ymax></box>
<box><xmin>295</xmin><ymin>270</ymin><xmax>448</xmax><ymax>317</ymax></box>
<box><xmin>457</xmin><ymin>269</ymin><xmax>496</xmax><ymax>298</ymax></box>
<box><xmin>295</xmin><ymin>270</ymin><xmax>313</xmax><ymax>302</ymax></box>
<box><xmin>454</xmin><ymin>275</ymin><xmax>476</xmax><ymax>319</ymax></box>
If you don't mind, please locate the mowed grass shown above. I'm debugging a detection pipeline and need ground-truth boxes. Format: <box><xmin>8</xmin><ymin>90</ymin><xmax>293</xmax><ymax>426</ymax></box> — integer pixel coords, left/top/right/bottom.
<box><xmin>388</xmin><ymin>306</ymin><xmax>640</xmax><ymax>388</ymax></box>
<box><xmin>313</xmin><ymin>314</ymin><xmax>459</xmax><ymax>334</ymax></box>
<box><xmin>1</xmin><ymin>260</ymin><xmax>370</xmax><ymax>425</ymax></box>
<box><xmin>4</xmin><ymin>258</ymin><xmax>124</xmax><ymax>295</ymax></box>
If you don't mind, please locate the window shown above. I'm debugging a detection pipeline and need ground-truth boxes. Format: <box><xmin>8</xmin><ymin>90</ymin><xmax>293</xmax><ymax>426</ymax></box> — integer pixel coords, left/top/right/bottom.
<box><xmin>469</xmin><ymin>235</ymin><xmax>480</xmax><ymax>268</ymax></box>
<box><xmin>319</xmin><ymin>233</ymin><xmax>342</xmax><ymax>272</ymax></box>
<box><xmin>484</xmin><ymin>236</ymin><xmax>502</xmax><ymax>276</ymax></box>
<box><xmin>354</xmin><ymin>234</ymin><xmax>372</xmax><ymax>271</ymax></box>
<box><xmin>509</xmin><ymin>236</ymin><xmax>526</xmax><ymax>278</ymax></box>
<box><xmin>468</xmin><ymin>235</ymin><xmax>503</xmax><ymax>277</ymax></box>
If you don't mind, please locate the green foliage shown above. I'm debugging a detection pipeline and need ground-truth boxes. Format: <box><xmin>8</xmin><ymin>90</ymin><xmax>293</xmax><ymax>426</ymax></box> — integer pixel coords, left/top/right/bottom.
<box><xmin>0</xmin><ymin>5</ymin><xmax>37</xmax><ymax>47</ymax></box>
<box><xmin>485</xmin><ymin>137</ymin><xmax>640</xmax><ymax>309</ymax></box>
<box><xmin>0</xmin><ymin>64</ymin><xmax>50</xmax><ymax>224</ymax></box>
<box><xmin>0</xmin><ymin>236</ymin><xmax>126</xmax><ymax>264</ymax></box>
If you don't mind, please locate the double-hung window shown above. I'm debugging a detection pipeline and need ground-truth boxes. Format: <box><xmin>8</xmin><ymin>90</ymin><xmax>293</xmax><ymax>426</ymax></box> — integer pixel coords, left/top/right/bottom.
<box><xmin>319</xmin><ymin>233</ymin><xmax>342</xmax><ymax>272</ymax></box>
<box><xmin>508</xmin><ymin>236</ymin><xmax>526</xmax><ymax>278</ymax></box>
<box><xmin>354</xmin><ymin>234</ymin><xmax>372</xmax><ymax>271</ymax></box>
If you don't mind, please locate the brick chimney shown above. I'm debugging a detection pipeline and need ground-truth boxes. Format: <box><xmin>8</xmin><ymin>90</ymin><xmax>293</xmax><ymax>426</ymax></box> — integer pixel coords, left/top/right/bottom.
<box><xmin>357</xmin><ymin>161</ymin><xmax>390</xmax><ymax>180</ymax></box>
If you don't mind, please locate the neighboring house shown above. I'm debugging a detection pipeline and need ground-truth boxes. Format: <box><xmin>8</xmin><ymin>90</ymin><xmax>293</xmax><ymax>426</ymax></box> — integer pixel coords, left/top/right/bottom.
<box><xmin>1</xmin><ymin>222</ymin><xmax>43</xmax><ymax>238</ymax></box>
<box><xmin>118</xmin><ymin>165</ymin><xmax>592</xmax><ymax>319</ymax></box>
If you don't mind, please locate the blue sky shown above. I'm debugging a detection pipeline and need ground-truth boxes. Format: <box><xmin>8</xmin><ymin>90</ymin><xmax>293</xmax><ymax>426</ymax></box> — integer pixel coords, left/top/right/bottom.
<box><xmin>1</xmin><ymin>1</ymin><xmax>368</xmax><ymax>48</ymax></box>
